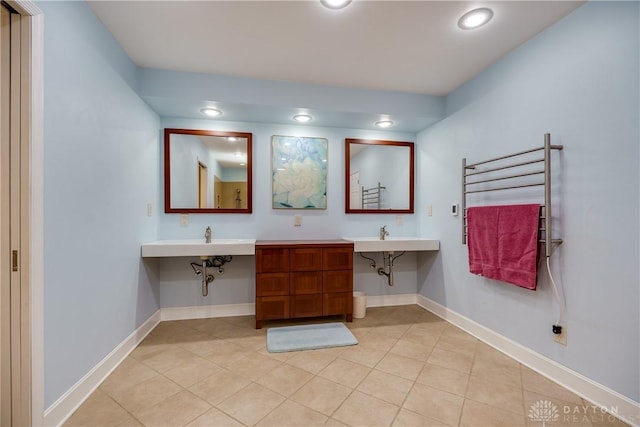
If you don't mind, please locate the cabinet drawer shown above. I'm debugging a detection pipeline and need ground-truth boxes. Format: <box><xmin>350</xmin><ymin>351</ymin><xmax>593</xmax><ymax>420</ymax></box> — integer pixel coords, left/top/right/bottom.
<box><xmin>323</xmin><ymin>270</ymin><xmax>352</xmax><ymax>293</ymax></box>
<box><xmin>256</xmin><ymin>273</ymin><xmax>289</xmax><ymax>296</ymax></box>
<box><xmin>290</xmin><ymin>248</ymin><xmax>322</xmax><ymax>271</ymax></box>
<box><xmin>322</xmin><ymin>248</ymin><xmax>353</xmax><ymax>271</ymax></box>
<box><xmin>290</xmin><ymin>294</ymin><xmax>323</xmax><ymax>318</ymax></box>
<box><xmin>290</xmin><ymin>271</ymin><xmax>322</xmax><ymax>295</ymax></box>
<box><xmin>323</xmin><ymin>292</ymin><xmax>353</xmax><ymax>316</ymax></box>
<box><xmin>256</xmin><ymin>296</ymin><xmax>290</xmax><ymax>320</ymax></box>
<box><xmin>256</xmin><ymin>248</ymin><xmax>290</xmax><ymax>273</ymax></box>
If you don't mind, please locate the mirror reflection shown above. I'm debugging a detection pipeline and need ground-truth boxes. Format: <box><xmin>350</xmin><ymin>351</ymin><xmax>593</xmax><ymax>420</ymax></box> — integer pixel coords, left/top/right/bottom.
<box><xmin>345</xmin><ymin>138</ymin><xmax>414</xmax><ymax>214</ymax></box>
<box><xmin>164</xmin><ymin>128</ymin><xmax>252</xmax><ymax>213</ymax></box>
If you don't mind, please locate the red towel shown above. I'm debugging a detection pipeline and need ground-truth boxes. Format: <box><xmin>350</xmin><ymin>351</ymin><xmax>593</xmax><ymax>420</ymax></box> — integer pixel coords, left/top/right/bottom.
<box><xmin>467</xmin><ymin>204</ymin><xmax>540</xmax><ymax>290</ymax></box>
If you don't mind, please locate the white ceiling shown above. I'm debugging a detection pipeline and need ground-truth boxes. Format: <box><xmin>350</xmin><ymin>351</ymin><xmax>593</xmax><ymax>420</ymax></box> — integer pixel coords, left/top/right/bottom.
<box><xmin>88</xmin><ymin>0</ymin><xmax>583</xmax><ymax>129</ymax></box>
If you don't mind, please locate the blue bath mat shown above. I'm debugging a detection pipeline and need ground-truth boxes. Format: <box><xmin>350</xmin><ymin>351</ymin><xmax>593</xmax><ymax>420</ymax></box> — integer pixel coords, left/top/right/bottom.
<box><xmin>267</xmin><ymin>322</ymin><xmax>358</xmax><ymax>353</ymax></box>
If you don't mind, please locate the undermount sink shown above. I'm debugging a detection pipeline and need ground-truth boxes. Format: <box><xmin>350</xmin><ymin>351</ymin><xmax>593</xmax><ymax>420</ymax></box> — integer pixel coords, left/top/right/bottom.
<box><xmin>341</xmin><ymin>237</ymin><xmax>440</xmax><ymax>252</ymax></box>
<box><xmin>141</xmin><ymin>239</ymin><xmax>256</xmax><ymax>257</ymax></box>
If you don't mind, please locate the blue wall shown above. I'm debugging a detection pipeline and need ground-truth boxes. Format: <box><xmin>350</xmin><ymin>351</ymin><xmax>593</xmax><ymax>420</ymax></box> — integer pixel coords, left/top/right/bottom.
<box><xmin>417</xmin><ymin>1</ymin><xmax>639</xmax><ymax>402</ymax></box>
<box><xmin>40</xmin><ymin>1</ymin><xmax>161</xmax><ymax>408</ymax></box>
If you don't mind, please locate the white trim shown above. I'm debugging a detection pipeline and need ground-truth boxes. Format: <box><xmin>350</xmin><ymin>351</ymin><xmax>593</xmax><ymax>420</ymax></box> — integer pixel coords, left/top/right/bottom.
<box><xmin>161</xmin><ymin>302</ymin><xmax>254</xmax><ymax>321</ymax></box>
<box><xmin>43</xmin><ymin>310</ymin><xmax>161</xmax><ymax>427</ymax></box>
<box><xmin>365</xmin><ymin>293</ymin><xmax>417</xmax><ymax>308</ymax></box>
<box><xmin>416</xmin><ymin>294</ymin><xmax>640</xmax><ymax>427</ymax></box>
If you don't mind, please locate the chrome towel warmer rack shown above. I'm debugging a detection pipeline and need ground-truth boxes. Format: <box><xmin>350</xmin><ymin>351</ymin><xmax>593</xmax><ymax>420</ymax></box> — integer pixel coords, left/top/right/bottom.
<box><xmin>462</xmin><ymin>133</ymin><xmax>563</xmax><ymax>256</ymax></box>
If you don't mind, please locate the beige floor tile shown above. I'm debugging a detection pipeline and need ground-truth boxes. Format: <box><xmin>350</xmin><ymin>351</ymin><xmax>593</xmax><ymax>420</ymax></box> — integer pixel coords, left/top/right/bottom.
<box><xmin>375</xmin><ymin>323</ymin><xmax>413</xmax><ymax>339</ymax></box>
<box><xmin>521</xmin><ymin>366</ymin><xmax>583</xmax><ymax>404</ymax></box>
<box><xmin>357</xmin><ymin>369</ymin><xmax>413</xmax><ymax>406</ymax></box>
<box><xmin>389</xmin><ymin>339</ymin><xmax>434</xmax><ymax>361</ymax></box>
<box><xmin>471</xmin><ymin>356</ymin><xmax>522</xmax><ymax>389</ymax></box>
<box><xmin>427</xmin><ymin>346</ymin><xmax>474</xmax><ymax>373</ymax></box>
<box><xmin>403</xmin><ymin>383</ymin><xmax>464</xmax><ymax>426</ymax></box>
<box><xmin>63</xmin><ymin>389</ymin><xmax>138</xmax><ymax>427</ymax></box>
<box><xmin>217</xmin><ymin>382</ymin><xmax>285</xmax><ymax>426</ymax></box>
<box><xmin>66</xmin><ymin>306</ymin><xmax>605</xmax><ymax>427</ymax></box>
<box><xmin>99</xmin><ymin>357</ymin><xmax>158</xmax><ymax>397</ymax></box>
<box><xmin>376</xmin><ymin>352</ymin><xmax>425</xmax><ymax>381</ymax></box>
<box><xmin>134</xmin><ymin>390</ymin><xmax>211</xmax><ymax>427</ymax></box>
<box><xmin>435</xmin><ymin>332</ymin><xmax>477</xmax><ymax>357</ymax></box>
<box><xmin>188</xmin><ymin>368</ymin><xmax>252</xmax><ymax>405</ymax></box>
<box><xmin>416</xmin><ymin>363</ymin><xmax>470</xmax><ymax>396</ymax></box>
<box><xmin>137</xmin><ymin>345</ymin><xmax>202</xmax><ymax>373</ymax></box>
<box><xmin>226</xmin><ymin>334</ymin><xmax>270</xmax><ymax>351</ymax></box>
<box><xmin>163</xmin><ymin>356</ymin><xmax>223</xmax><ymax>388</ymax></box>
<box><xmin>392</xmin><ymin>408</ymin><xmax>452</xmax><ymax>427</ymax></box>
<box><xmin>318</xmin><ymin>358</ymin><xmax>371</xmax><ymax>389</ymax></box>
<box><xmin>109</xmin><ymin>375</ymin><xmax>182</xmax><ymax>415</ymax></box>
<box><xmin>354</xmin><ymin>330</ymin><xmax>399</xmax><ymax>352</ymax></box>
<box><xmin>339</xmin><ymin>343</ymin><xmax>387</xmax><ymax>368</ymax></box>
<box><xmin>256</xmin><ymin>363</ymin><xmax>315</xmax><ymax>397</ymax></box>
<box><xmin>475</xmin><ymin>342</ymin><xmax>520</xmax><ymax>370</ymax></box>
<box><xmin>179</xmin><ymin>336</ymin><xmax>241</xmax><ymax>358</ymax></box>
<box><xmin>217</xmin><ymin>351</ymin><xmax>283</xmax><ymax>381</ymax></box>
<box><xmin>333</xmin><ymin>391</ymin><xmax>400</xmax><ymax>427</ymax></box>
<box><xmin>466</xmin><ymin>375</ymin><xmax>525</xmax><ymax>416</ymax></box>
<box><xmin>460</xmin><ymin>399</ymin><xmax>526</xmax><ymax>427</ymax></box>
<box><xmin>286</xmin><ymin>349</ymin><xmax>338</xmax><ymax>374</ymax></box>
<box><xmin>324</xmin><ymin>418</ymin><xmax>349</xmax><ymax>426</ymax></box>
<box><xmin>256</xmin><ymin>400</ymin><xmax>328</xmax><ymax>426</ymax></box>
<box><xmin>400</xmin><ymin>325</ymin><xmax>442</xmax><ymax>348</ymax></box>
<box><xmin>291</xmin><ymin>376</ymin><xmax>352</xmax><ymax>416</ymax></box>
<box><xmin>186</xmin><ymin>407</ymin><xmax>244</xmax><ymax>427</ymax></box>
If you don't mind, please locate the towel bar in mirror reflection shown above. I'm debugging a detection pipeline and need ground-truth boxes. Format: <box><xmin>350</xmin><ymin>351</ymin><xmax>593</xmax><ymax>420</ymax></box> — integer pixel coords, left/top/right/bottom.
<box><xmin>164</xmin><ymin>128</ymin><xmax>253</xmax><ymax>213</ymax></box>
<box><xmin>345</xmin><ymin>138</ymin><xmax>415</xmax><ymax>214</ymax></box>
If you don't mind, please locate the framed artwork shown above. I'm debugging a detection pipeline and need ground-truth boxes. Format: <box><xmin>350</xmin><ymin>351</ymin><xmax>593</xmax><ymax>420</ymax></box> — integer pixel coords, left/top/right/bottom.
<box><xmin>271</xmin><ymin>135</ymin><xmax>328</xmax><ymax>209</ymax></box>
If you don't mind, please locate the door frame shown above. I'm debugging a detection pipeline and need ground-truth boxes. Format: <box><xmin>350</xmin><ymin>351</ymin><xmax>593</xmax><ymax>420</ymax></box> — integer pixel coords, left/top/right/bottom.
<box><xmin>5</xmin><ymin>1</ymin><xmax>44</xmax><ymax>425</ymax></box>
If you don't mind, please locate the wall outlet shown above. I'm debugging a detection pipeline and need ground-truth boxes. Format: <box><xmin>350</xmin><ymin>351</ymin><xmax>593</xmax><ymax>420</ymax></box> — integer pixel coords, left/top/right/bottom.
<box><xmin>396</xmin><ymin>215</ymin><xmax>403</xmax><ymax>225</ymax></box>
<box><xmin>147</xmin><ymin>203</ymin><xmax>152</xmax><ymax>217</ymax></box>
<box><xmin>554</xmin><ymin>326</ymin><xmax>567</xmax><ymax>345</ymax></box>
<box><xmin>426</xmin><ymin>205</ymin><xmax>433</xmax><ymax>216</ymax></box>
<box><xmin>180</xmin><ymin>214</ymin><xmax>189</xmax><ymax>226</ymax></box>
<box><xmin>294</xmin><ymin>214</ymin><xmax>302</xmax><ymax>227</ymax></box>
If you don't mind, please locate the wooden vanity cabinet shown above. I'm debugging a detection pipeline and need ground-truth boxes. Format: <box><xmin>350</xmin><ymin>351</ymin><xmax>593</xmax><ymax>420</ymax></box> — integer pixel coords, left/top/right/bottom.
<box><xmin>255</xmin><ymin>241</ymin><xmax>353</xmax><ymax>329</ymax></box>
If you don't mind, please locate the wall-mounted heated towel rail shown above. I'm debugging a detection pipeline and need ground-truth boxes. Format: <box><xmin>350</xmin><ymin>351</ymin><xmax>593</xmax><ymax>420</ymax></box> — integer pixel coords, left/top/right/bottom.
<box><xmin>362</xmin><ymin>182</ymin><xmax>385</xmax><ymax>209</ymax></box>
<box><xmin>462</xmin><ymin>133</ymin><xmax>563</xmax><ymax>257</ymax></box>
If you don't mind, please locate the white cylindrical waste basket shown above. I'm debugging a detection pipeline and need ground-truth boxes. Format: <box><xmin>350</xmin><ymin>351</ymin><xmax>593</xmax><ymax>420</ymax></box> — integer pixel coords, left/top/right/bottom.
<box><xmin>353</xmin><ymin>291</ymin><xmax>366</xmax><ymax>319</ymax></box>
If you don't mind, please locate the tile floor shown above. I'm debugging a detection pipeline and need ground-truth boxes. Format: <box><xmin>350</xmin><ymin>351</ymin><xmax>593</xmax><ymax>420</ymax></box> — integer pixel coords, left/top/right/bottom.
<box><xmin>64</xmin><ymin>305</ymin><xmax>628</xmax><ymax>427</ymax></box>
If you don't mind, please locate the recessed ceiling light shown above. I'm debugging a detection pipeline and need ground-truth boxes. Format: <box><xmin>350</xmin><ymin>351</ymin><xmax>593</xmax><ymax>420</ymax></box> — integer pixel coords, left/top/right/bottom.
<box><xmin>234</xmin><ymin>151</ymin><xmax>243</xmax><ymax>158</ymax></box>
<box><xmin>200</xmin><ymin>107</ymin><xmax>222</xmax><ymax>117</ymax></box>
<box><xmin>320</xmin><ymin>0</ymin><xmax>351</xmax><ymax>10</ymax></box>
<box><xmin>375</xmin><ymin>120</ymin><xmax>394</xmax><ymax>128</ymax></box>
<box><xmin>458</xmin><ymin>8</ymin><xmax>493</xmax><ymax>30</ymax></box>
<box><xmin>227</xmin><ymin>136</ymin><xmax>239</xmax><ymax>142</ymax></box>
<box><xmin>293</xmin><ymin>114</ymin><xmax>312</xmax><ymax>123</ymax></box>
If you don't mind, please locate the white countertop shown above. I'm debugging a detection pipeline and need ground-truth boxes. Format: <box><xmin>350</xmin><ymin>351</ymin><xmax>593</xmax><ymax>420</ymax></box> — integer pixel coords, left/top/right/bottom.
<box><xmin>141</xmin><ymin>239</ymin><xmax>256</xmax><ymax>257</ymax></box>
<box><xmin>341</xmin><ymin>237</ymin><xmax>440</xmax><ymax>252</ymax></box>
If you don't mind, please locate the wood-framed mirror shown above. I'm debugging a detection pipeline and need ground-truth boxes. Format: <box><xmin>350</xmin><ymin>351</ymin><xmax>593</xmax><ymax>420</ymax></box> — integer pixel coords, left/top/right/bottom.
<box><xmin>345</xmin><ymin>138</ymin><xmax>414</xmax><ymax>214</ymax></box>
<box><xmin>164</xmin><ymin>128</ymin><xmax>252</xmax><ymax>213</ymax></box>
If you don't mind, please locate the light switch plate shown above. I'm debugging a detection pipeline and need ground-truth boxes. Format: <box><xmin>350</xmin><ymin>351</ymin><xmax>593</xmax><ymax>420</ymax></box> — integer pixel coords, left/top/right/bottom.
<box><xmin>396</xmin><ymin>215</ymin><xmax>403</xmax><ymax>225</ymax></box>
<box><xmin>147</xmin><ymin>203</ymin><xmax>152</xmax><ymax>217</ymax></box>
<box><xmin>180</xmin><ymin>214</ymin><xmax>189</xmax><ymax>226</ymax></box>
<box><xmin>294</xmin><ymin>215</ymin><xmax>302</xmax><ymax>226</ymax></box>
<box><xmin>426</xmin><ymin>205</ymin><xmax>433</xmax><ymax>216</ymax></box>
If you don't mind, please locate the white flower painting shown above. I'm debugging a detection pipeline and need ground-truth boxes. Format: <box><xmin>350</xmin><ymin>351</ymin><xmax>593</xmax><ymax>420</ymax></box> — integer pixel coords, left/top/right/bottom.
<box><xmin>272</xmin><ymin>135</ymin><xmax>328</xmax><ymax>209</ymax></box>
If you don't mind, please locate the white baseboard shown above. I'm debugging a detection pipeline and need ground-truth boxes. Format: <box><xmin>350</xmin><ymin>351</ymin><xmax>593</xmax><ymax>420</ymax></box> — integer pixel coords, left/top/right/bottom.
<box><xmin>43</xmin><ymin>310</ymin><xmax>161</xmax><ymax>427</ymax></box>
<box><xmin>366</xmin><ymin>293</ymin><xmax>417</xmax><ymax>307</ymax></box>
<box><xmin>161</xmin><ymin>303</ymin><xmax>254</xmax><ymax>321</ymax></box>
<box><xmin>416</xmin><ymin>294</ymin><xmax>640</xmax><ymax>427</ymax></box>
